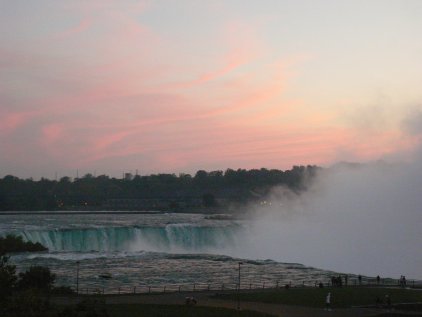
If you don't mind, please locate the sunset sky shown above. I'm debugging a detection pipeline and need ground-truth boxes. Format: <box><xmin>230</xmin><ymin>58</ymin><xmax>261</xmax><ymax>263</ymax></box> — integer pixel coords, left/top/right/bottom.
<box><xmin>1</xmin><ymin>0</ymin><xmax>422</xmax><ymax>179</ymax></box>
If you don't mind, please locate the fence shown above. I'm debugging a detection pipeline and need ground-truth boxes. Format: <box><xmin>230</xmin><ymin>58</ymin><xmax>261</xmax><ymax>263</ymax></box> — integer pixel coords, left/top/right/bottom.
<box><xmin>71</xmin><ymin>278</ymin><xmax>422</xmax><ymax>296</ymax></box>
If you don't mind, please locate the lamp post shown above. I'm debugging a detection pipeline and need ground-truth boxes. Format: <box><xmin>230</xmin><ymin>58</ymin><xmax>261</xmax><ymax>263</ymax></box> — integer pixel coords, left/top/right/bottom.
<box><xmin>237</xmin><ymin>262</ymin><xmax>243</xmax><ymax>310</ymax></box>
<box><xmin>76</xmin><ymin>261</ymin><xmax>80</xmax><ymax>295</ymax></box>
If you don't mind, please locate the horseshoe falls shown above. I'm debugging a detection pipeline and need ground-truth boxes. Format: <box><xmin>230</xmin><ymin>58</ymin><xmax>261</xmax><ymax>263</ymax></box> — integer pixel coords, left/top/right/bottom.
<box><xmin>1</xmin><ymin>212</ymin><xmax>351</xmax><ymax>292</ymax></box>
<box><xmin>17</xmin><ymin>224</ymin><xmax>240</xmax><ymax>253</ymax></box>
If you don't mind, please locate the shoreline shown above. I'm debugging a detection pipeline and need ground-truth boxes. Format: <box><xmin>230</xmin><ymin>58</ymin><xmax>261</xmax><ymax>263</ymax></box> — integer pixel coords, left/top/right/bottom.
<box><xmin>0</xmin><ymin>211</ymin><xmax>166</xmax><ymax>215</ymax></box>
<box><xmin>0</xmin><ymin>209</ymin><xmax>233</xmax><ymax>215</ymax></box>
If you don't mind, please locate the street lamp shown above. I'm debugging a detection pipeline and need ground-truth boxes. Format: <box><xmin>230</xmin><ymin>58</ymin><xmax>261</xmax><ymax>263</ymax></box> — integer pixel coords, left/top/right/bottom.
<box><xmin>76</xmin><ymin>261</ymin><xmax>80</xmax><ymax>295</ymax></box>
<box><xmin>237</xmin><ymin>262</ymin><xmax>243</xmax><ymax>310</ymax></box>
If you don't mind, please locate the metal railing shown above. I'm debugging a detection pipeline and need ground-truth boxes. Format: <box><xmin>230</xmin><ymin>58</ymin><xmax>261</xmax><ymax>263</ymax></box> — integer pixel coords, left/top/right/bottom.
<box><xmin>68</xmin><ymin>278</ymin><xmax>422</xmax><ymax>296</ymax></box>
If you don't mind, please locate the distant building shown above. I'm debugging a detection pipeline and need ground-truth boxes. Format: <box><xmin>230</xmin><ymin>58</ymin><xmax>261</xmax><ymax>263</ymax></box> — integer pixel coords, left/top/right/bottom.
<box><xmin>124</xmin><ymin>173</ymin><xmax>133</xmax><ymax>181</ymax></box>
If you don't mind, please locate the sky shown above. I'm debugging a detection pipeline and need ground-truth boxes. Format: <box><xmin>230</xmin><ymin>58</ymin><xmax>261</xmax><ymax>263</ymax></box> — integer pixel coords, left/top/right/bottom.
<box><xmin>1</xmin><ymin>0</ymin><xmax>422</xmax><ymax>179</ymax></box>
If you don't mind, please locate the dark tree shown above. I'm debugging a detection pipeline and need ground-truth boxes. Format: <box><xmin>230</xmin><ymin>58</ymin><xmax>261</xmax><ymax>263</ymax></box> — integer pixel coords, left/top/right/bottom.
<box><xmin>202</xmin><ymin>193</ymin><xmax>217</xmax><ymax>207</ymax></box>
<box><xmin>0</xmin><ymin>255</ymin><xmax>17</xmax><ymax>298</ymax></box>
<box><xmin>0</xmin><ymin>165</ymin><xmax>320</xmax><ymax>211</ymax></box>
<box><xmin>0</xmin><ymin>235</ymin><xmax>47</xmax><ymax>254</ymax></box>
<box><xmin>18</xmin><ymin>266</ymin><xmax>56</xmax><ymax>292</ymax></box>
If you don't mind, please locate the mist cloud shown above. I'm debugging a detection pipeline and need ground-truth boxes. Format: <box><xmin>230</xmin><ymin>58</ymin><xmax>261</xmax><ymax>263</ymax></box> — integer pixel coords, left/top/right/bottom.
<box><xmin>238</xmin><ymin>160</ymin><xmax>422</xmax><ymax>279</ymax></box>
<box><xmin>401</xmin><ymin>108</ymin><xmax>422</xmax><ymax>137</ymax></box>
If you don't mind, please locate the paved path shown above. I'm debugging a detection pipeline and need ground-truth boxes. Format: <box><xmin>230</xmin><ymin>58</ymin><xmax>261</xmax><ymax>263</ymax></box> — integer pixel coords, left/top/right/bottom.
<box><xmin>53</xmin><ymin>291</ymin><xmax>390</xmax><ymax>317</ymax></box>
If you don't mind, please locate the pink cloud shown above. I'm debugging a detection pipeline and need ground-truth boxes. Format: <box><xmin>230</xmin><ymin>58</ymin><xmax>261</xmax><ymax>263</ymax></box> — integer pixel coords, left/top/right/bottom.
<box><xmin>93</xmin><ymin>130</ymin><xmax>134</xmax><ymax>152</ymax></box>
<box><xmin>201</xmin><ymin>62</ymin><xmax>289</xmax><ymax>120</ymax></box>
<box><xmin>339</xmin><ymin>130</ymin><xmax>414</xmax><ymax>161</ymax></box>
<box><xmin>86</xmin><ymin>114</ymin><xmax>342</xmax><ymax>167</ymax></box>
<box><xmin>14</xmin><ymin>50</ymin><xmax>312</xmax><ymax>170</ymax></box>
<box><xmin>0</xmin><ymin>111</ymin><xmax>34</xmax><ymax>134</ymax></box>
<box><xmin>54</xmin><ymin>18</ymin><xmax>92</xmax><ymax>40</ymax></box>
<box><xmin>165</xmin><ymin>56</ymin><xmax>249</xmax><ymax>90</ymax></box>
<box><xmin>41</xmin><ymin>123</ymin><xmax>64</xmax><ymax>145</ymax></box>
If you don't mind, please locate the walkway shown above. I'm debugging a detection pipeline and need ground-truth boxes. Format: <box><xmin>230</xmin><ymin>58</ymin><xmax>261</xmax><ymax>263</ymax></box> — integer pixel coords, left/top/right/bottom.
<box><xmin>54</xmin><ymin>291</ymin><xmax>391</xmax><ymax>317</ymax></box>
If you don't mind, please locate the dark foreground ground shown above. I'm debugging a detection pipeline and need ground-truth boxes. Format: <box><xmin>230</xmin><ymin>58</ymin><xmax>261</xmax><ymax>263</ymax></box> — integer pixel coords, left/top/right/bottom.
<box><xmin>51</xmin><ymin>286</ymin><xmax>422</xmax><ymax>317</ymax></box>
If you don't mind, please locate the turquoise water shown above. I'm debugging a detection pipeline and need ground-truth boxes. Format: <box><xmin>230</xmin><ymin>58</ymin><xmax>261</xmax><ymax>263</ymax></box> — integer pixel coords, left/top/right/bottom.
<box><xmin>1</xmin><ymin>213</ymin><xmax>344</xmax><ymax>293</ymax></box>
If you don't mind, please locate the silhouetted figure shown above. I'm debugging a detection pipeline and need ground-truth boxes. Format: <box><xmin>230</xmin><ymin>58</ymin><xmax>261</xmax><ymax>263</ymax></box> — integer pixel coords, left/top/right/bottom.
<box><xmin>344</xmin><ymin>275</ymin><xmax>348</xmax><ymax>286</ymax></box>
<box><xmin>376</xmin><ymin>275</ymin><xmax>380</xmax><ymax>285</ymax></box>
<box><xmin>325</xmin><ymin>292</ymin><xmax>331</xmax><ymax>311</ymax></box>
<box><xmin>358</xmin><ymin>275</ymin><xmax>362</xmax><ymax>285</ymax></box>
<box><xmin>399</xmin><ymin>275</ymin><xmax>407</xmax><ymax>287</ymax></box>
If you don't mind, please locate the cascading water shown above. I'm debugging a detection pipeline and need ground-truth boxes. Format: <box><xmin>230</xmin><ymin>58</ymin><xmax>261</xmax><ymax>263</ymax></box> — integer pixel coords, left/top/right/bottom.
<box><xmin>15</xmin><ymin>224</ymin><xmax>242</xmax><ymax>253</ymax></box>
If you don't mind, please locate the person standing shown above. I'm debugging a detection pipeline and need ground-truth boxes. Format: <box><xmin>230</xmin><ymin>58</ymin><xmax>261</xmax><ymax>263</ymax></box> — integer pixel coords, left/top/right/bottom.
<box><xmin>325</xmin><ymin>292</ymin><xmax>331</xmax><ymax>311</ymax></box>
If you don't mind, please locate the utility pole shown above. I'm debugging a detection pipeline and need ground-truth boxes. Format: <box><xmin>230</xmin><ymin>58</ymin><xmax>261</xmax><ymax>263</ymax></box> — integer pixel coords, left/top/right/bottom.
<box><xmin>76</xmin><ymin>261</ymin><xmax>80</xmax><ymax>295</ymax></box>
<box><xmin>237</xmin><ymin>262</ymin><xmax>243</xmax><ymax>310</ymax></box>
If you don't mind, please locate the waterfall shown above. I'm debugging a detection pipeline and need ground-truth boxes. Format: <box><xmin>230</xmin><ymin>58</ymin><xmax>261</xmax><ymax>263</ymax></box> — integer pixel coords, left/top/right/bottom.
<box><xmin>15</xmin><ymin>224</ymin><xmax>241</xmax><ymax>253</ymax></box>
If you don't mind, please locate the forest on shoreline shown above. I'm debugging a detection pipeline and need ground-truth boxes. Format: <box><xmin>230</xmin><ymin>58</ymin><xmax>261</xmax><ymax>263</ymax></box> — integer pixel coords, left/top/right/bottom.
<box><xmin>0</xmin><ymin>166</ymin><xmax>320</xmax><ymax>211</ymax></box>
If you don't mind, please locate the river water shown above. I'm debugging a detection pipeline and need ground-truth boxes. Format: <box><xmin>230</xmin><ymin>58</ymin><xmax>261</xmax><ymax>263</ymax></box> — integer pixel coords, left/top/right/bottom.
<box><xmin>1</xmin><ymin>212</ymin><xmax>352</xmax><ymax>293</ymax></box>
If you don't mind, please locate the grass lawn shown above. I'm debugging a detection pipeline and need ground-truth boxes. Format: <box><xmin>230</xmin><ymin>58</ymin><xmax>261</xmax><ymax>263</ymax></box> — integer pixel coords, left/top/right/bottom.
<box><xmin>215</xmin><ymin>287</ymin><xmax>422</xmax><ymax>308</ymax></box>
<box><xmin>106</xmin><ymin>304</ymin><xmax>274</xmax><ymax>317</ymax></box>
<box><xmin>57</xmin><ymin>299</ymin><xmax>274</xmax><ymax>317</ymax></box>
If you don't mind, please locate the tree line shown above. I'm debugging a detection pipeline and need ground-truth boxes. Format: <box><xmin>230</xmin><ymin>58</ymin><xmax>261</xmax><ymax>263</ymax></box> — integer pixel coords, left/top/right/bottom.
<box><xmin>0</xmin><ymin>166</ymin><xmax>320</xmax><ymax>211</ymax></box>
